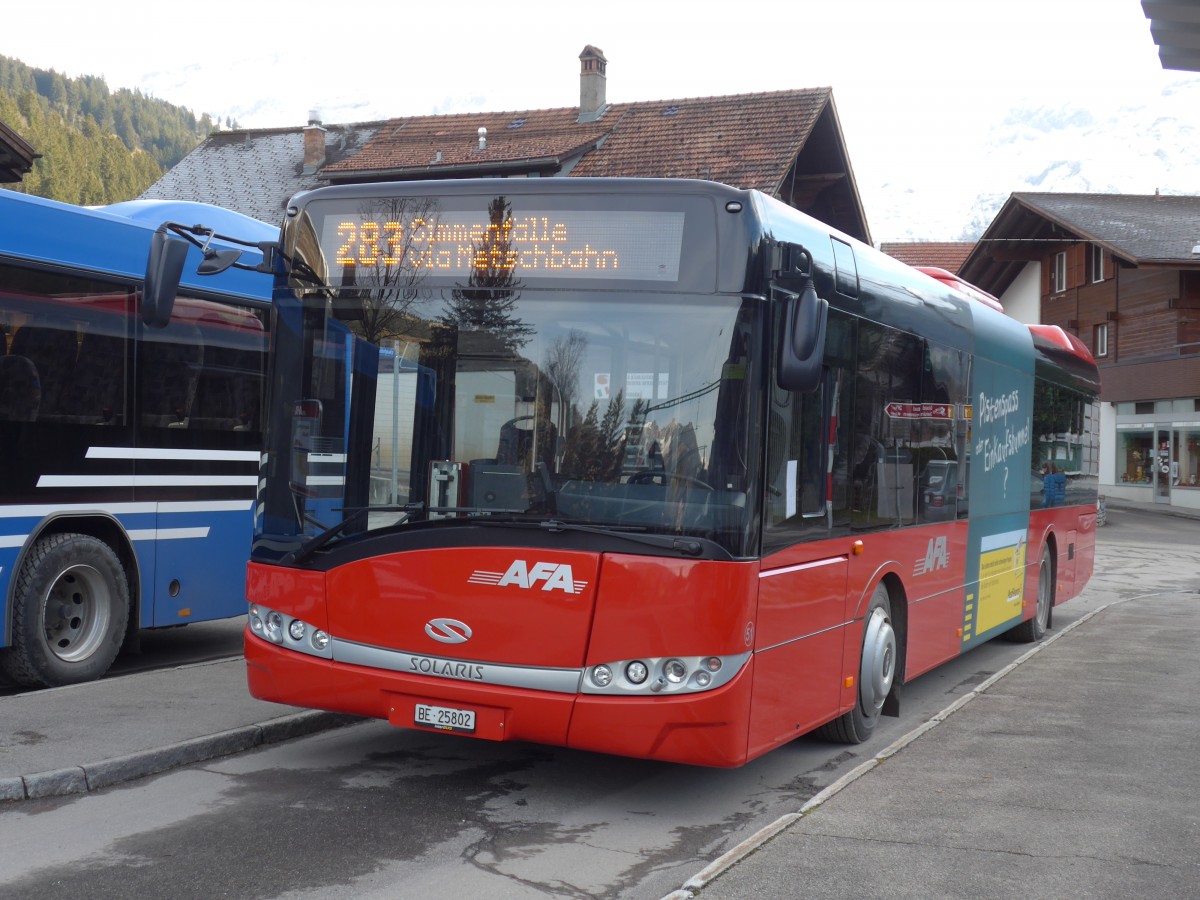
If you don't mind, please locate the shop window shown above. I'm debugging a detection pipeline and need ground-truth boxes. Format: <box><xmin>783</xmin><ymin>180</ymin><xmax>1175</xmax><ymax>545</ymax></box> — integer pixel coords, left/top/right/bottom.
<box><xmin>1180</xmin><ymin>430</ymin><xmax>1200</xmax><ymax>488</ymax></box>
<box><xmin>1118</xmin><ymin>430</ymin><xmax>1154</xmax><ymax>484</ymax></box>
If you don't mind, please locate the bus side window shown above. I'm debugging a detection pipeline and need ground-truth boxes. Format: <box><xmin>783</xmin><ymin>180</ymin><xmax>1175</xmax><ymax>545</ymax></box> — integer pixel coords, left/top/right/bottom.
<box><xmin>190</xmin><ymin>311</ymin><xmax>267</xmax><ymax>433</ymax></box>
<box><xmin>68</xmin><ymin>330</ymin><xmax>126</xmax><ymax>425</ymax></box>
<box><xmin>10</xmin><ymin>319</ymin><xmax>77</xmax><ymax>419</ymax></box>
<box><xmin>139</xmin><ymin>321</ymin><xmax>203</xmax><ymax>428</ymax></box>
<box><xmin>916</xmin><ymin>343</ymin><xmax>968</xmax><ymax>525</ymax></box>
<box><xmin>850</xmin><ymin>321</ymin><xmax>924</xmax><ymax>530</ymax></box>
<box><xmin>764</xmin><ymin>378</ymin><xmax>826</xmax><ymax>553</ymax></box>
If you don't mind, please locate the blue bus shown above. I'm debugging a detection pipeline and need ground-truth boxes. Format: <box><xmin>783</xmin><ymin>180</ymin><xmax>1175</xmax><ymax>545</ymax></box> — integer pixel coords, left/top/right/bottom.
<box><xmin>0</xmin><ymin>189</ymin><xmax>275</xmax><ymax>687</ymax></box>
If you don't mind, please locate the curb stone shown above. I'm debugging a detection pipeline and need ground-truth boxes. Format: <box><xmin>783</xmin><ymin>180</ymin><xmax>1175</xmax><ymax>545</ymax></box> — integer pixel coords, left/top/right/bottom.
<box><xmin>2</xmin><ymin>711</ymin><xmax>360</xmax><ymax>802</ymax></box>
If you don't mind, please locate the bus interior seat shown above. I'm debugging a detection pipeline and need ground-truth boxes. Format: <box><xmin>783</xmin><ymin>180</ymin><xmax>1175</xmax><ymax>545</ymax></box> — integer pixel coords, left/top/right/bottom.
<box><xmin>67</xmin><ymin>331</ymin><xmax>125</xmax><ymax>423</ymax></box>
<box><xmin>0</xmin><ymin>354</ymin><xmax>41</xmax><ymax>422</ymax></box>
<box><xmin>470</xmin><ymin>460</ymin><xmax>528</xmax><ymax>511</ymax></box>
<box><xmin>9</xmin><ymin>322</ymin><xmax>77</xmax><ymax>417</ymax></box>
<box><xmin>140</xmin><ymin>324</ymin><xmax>203</xmax><ymax>427</ymax></box>
<box><xmin>192</xmin><ymin>344</ymin><xmax>260</xmax><ymax>430</ymax></box>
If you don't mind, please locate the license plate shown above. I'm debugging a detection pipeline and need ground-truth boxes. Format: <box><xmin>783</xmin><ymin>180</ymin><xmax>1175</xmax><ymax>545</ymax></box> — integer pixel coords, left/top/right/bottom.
<box><xmin>414</xmin><ymin>703</ymin><xmax>476</xmax><ymax>733</ymax></box>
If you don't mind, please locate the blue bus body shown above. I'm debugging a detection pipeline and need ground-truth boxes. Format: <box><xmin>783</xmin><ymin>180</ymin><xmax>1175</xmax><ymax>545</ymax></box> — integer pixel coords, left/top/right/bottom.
<box><xmin>0</xmin><ymin>188</ymin><xmax>276</xmax><ymax>686</ymax></box>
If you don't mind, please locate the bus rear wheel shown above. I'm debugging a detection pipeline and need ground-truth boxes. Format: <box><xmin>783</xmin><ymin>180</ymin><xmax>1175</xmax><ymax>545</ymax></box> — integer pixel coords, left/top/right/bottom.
<box><xmin>1006</xmin><ymin>545</ymin><xmax>1053</xmax><ymax>643</ymax></box>
<box><xmin>816</xmin><ymin>582</ymin><xmax>896</xmax><ymax>744</ymax></box>
<box><xmin>0</xmin><ymin>533</ymin><xmax>130</xmax><ymax>687</ymax></box>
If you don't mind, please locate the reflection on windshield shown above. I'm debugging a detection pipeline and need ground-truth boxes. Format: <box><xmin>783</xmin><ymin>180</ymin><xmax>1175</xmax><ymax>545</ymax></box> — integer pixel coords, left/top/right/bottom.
<box><xmin>269</xmin><ymin>197</ymin><xmax>763</xmax><ymax>558</ymax></box>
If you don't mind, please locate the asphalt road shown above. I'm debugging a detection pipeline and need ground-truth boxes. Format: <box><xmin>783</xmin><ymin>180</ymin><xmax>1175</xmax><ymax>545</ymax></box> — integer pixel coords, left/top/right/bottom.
<box><xmin>0</xmin><ymin>513</ymin><xmax>1193</xmax><ymax>899</ymax></box>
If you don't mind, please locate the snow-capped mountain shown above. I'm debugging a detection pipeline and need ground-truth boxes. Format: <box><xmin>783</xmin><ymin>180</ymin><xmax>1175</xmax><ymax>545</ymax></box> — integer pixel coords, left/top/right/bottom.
<box><xmin>866</xmin><ymin>80</ymin><xmax>1200</xmax><ymax>244</ymax></box>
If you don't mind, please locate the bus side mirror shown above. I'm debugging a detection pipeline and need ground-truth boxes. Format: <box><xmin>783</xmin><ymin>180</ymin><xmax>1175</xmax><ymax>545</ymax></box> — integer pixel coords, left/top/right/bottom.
<box><xmin>143</xmin><ymin>227</ymin><xmax>189</xmax><ymax>328</ymax></box>
<box><xmin>778</xmin><ymin>279</ymin><xmax>828</xmax><ymax>393</ymax></box>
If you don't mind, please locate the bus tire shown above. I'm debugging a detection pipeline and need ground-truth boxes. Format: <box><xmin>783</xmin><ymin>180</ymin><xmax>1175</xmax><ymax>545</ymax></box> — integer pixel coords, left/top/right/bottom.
<box><xmin>0</xmin><ymin>533</ymin><xmax>130</xmax><ymax>687</ymax></box>
<box><xmin>816</xmin><ymin>582</ymin><xmax>896</xmax><ymax>744</ymax></box>
<box><xmin>1006</xmin><ymin>545</ymin><xmax>1053</xmax><ymax>643</ymax></box>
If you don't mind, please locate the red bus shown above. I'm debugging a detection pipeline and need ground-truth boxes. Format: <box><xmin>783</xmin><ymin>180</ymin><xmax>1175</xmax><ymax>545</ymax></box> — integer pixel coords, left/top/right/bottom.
<box><xmin>210</xmin><ymin>179</ymin><xmax>1099</xmax><ymax>766</ymax></box>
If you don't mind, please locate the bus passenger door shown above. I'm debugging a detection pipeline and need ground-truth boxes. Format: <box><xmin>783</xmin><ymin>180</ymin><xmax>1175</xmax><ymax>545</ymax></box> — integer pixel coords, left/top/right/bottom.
<box><xmin>748</xmin><ymin>317</ymin><xmax>855</xmax><ymax>755</ymax></box>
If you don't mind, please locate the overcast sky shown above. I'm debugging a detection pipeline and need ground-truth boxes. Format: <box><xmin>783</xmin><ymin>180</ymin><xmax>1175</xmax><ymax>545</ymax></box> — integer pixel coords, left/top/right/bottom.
<box><xmin>3</xmin><ymin>0</ymin><xmax>1197</xmax><ymax>240</ymax></box>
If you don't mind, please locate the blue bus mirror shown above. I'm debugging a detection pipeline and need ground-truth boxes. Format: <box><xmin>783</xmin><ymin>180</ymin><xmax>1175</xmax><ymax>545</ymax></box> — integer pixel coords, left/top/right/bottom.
<box><xmin>197</xmin><ymin>247</ymin><xmax>243</xmax><ymax>275</ymax></box>
<box><xmin>143</xmin><ymin>227</ymin><xmax>189</xmax><ymax>328</ymax></box>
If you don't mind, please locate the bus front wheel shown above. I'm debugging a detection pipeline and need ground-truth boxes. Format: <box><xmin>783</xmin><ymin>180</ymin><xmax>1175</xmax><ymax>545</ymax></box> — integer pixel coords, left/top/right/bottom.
<box><xmin>0</xmin><ymin>533</ymin><xmax>130</xmax><ymax>687</ymax></box>
<box><xmin>817</xmin><ymin>582</ymin><xmax>896</xmax><ymax>744</ymax></box>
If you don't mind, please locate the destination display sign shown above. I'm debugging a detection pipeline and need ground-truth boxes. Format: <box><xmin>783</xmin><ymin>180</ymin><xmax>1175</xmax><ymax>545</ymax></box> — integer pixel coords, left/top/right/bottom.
<box><xmin>312</xmin><ymin>207</ymin><xmax>686</xmax><ymax>286</ymax></box>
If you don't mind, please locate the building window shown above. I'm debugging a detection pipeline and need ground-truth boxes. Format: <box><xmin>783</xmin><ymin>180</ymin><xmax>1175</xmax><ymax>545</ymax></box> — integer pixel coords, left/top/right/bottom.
<box><xmin>1135</xmin><ymin>401</ymin><xmax>1155</xmax><ymax>415</ymax></box>
<box><xmin>1052</xmin><ymin>252</ymin><xmax>1067</xmax><ymax>293</ymax></box>
<box><xmin>1094</xmin><ymin>323</ymin><xmax>1108</xmax><ymax>357</ymax></box>
<box><xmin>1118</xmin><ymin>430</ymin><xmax>1153</xmax><ymax>484</ymax></box>
<box><xmin>1090</xmin><ymin>244</ymin><xmax>1104</xmax><ymax>283</ymax></box>
<box><xmin>1181</xmin><ymin>429</ymin><xmax>1200</xmax><ymax>487</ymax></box>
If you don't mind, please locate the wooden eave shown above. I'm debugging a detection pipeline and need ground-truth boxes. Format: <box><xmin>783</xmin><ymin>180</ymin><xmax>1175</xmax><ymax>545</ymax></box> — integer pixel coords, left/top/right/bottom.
<box><xmin>0</xmin><ymin>119</ymin><xmax>39</xmax><ymax>183</ymax></box>
<box><xmin>323</xmin><ymin>155</ymin><xmax>565</xmax><ymax>184</ymax></box>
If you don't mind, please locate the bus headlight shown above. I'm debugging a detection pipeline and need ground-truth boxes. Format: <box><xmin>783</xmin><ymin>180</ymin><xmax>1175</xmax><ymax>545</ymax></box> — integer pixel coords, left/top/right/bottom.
<box><xmin>591</xmin><ymin>664</ymin><xmax>613</xmax><ymax>688</ymax></box>
<box><xmin>246</xmin><ymin>603</ymin><xmax>333</xmax><ymax>659</ymax></box>
<box><xmin>578</xmin><ymin>652</ymin><xmax>750</xmax><ymax>696</ymax></box>
<box><xmin>264</xmin><ymin>611</ymin><xmax>284</xmax><ymax>644</ymax></box>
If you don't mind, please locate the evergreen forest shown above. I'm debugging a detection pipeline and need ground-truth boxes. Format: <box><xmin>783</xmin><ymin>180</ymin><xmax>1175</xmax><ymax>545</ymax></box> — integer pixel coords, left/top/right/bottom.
<box><xmin>0</xmin><ymin>55</ymin><xmax>229</xmax><ymax>206</ymax></box>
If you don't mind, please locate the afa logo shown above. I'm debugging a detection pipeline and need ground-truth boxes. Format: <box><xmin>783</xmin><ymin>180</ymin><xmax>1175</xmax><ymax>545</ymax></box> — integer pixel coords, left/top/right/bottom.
<box><xmin>914</xmin><ymin>537</ymin><xmax>950</xmax><ymax>576</ymax></box>
<box><xmin>468</xmin><ymin>560</ymin><xmax>588</xmax><ymax>594</ymax></box>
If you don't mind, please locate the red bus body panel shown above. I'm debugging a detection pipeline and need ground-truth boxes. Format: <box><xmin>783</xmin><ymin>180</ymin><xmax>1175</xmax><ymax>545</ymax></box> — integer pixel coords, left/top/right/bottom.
<box><xmin>246</xmin><ymin>510</ymin><xmax>1089</xmax><ymax>766</ymax></box>
<box><xmin>246</xmin><ymin>552</ymin><xmax>766</xmax><ymax>766</ymax></box>
<box><xmin>327</xmin><ymin>548</ymin><xmax>601</xmax><ymax>668</ymax></box>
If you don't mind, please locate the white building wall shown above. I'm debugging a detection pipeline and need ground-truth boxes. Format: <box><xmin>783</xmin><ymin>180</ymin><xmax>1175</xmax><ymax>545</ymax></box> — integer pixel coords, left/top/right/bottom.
<box><xmin>1099</xmin><ymin>401</ymin><xmax>1116</xmax><ymax>494</ymax></box>
<box><xmin>999</xmin><ymin>261</ymin><xmax>1041</xmax><ymax>324</ymax></box>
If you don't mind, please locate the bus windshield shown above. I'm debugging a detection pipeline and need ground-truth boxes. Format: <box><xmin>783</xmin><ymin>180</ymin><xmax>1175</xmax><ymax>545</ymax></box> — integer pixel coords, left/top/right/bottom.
<box><xmin>261</xmin><ymin>287</ymin><xmax>764</xmax><ymax>558</ymax></box>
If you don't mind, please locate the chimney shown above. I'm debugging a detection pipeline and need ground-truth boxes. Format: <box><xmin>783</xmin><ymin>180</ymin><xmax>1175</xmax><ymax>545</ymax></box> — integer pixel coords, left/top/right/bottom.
<box><xmin>477</xmin><ymin>127</ymin><xmax>487</xmax><ymax>151</ymax></box>
<box><xmin>577</xmin><ymin>45</ymin><xmax>608</xmax><ymax>123</ymax></box>
<box><xmin>303</xmin><ymin>110</ymin><xmax>327</xmax><ymax>174</ymax></box>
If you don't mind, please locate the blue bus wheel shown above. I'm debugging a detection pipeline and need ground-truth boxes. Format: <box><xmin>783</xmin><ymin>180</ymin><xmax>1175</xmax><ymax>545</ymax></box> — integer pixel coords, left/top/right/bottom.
<box><xmin>0</xmin><ymin>533</ymin><xmax>130</xmax><ymax>688</ymax></box>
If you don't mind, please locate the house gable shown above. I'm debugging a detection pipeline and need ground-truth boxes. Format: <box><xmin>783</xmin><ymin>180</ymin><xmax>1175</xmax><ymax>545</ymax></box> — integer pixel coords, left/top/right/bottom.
<box><xmin>961</xmin><ymin>192</ymin><xmax>1200</xmax><ymax>404</ymax></box>
<box><xmin>0</xmin><ymin>118</ymin><xmax>38</xmax><ymax>183</ymax></box>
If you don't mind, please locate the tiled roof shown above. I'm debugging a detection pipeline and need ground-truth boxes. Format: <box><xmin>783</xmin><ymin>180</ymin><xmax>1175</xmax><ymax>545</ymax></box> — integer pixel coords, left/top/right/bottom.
<box><xmin>326</xmin><ymin>88</ymin><xmax>833</xmax><ymax>195</ymax></box>
<box><xmin>324</xmin><ymin>108</ymin><xmax>609</xmax><ymax>177</ymax></box>
<box><xmin>140</xmin><ymin>84</ymin><xmax>869</xmax><ymax>242</ymax></box>
<box><xmin>1014</xmin><ymin>192</ymin><xmax>1200</xmax><ymax>262</ymax></box>
<box><xmin>571</xmin><ymin>89</ymin><xmax>830</xmax><ymax>192</ymax></box>
<box><xmin>140</xmin><ymin>122</ymin><xmax>384</xmax><ymax>223</ymax></box>
<box><xmin>879</xmin><ymin>242</ymin><xmax>975</xmax><ymax>272</ymax></box>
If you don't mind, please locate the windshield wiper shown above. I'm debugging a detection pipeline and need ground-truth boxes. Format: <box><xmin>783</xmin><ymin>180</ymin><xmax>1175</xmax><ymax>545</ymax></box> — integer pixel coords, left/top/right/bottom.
<box><xmin>286</xmin><ymin>504</ymin><xmax>423</xmax><ymax>564</ymax></box>
<box><xmin>477</xmin><ymin>517</ymin><xmax>705</xmax><ymax>557</ymax></box>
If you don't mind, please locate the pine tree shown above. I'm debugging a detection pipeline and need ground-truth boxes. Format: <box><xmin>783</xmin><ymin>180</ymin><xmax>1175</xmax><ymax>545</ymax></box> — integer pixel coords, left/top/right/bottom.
<box><xmin>0</xmin><ymin>54</ymin><xmax>217</xmax><ymax>203</ymax></box>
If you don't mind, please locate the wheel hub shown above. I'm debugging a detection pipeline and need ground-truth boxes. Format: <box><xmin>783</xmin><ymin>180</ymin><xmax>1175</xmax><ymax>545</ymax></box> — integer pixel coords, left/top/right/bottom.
<box><xmin>860</xmin><ymin>607</ymin><xmax>897</xmax><ymax>715</ymax></box>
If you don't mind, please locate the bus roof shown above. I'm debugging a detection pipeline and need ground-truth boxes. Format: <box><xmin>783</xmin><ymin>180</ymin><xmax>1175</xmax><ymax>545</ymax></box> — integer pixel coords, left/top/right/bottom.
<box><xmin>915</xmin><ymin>266</ymin><xmax>1005</xmax><ymax>313</ymax></box>
<box><xmin>0</xmin><ymin>188</ymin><xmax>275</xmax><ymax>304</ymax></box>
<box><xmin>1029</xmin><ymin>323</ymin><xmax>1101</xmax><ymax>394</ymax></box>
